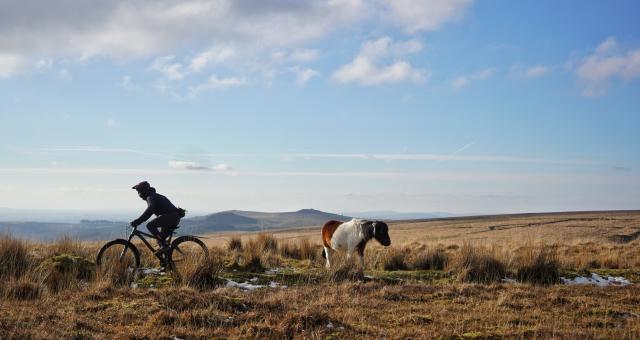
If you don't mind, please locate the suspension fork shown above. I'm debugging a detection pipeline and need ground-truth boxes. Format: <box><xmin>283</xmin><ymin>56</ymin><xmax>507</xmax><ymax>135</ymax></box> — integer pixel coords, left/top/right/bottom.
<box><xmin>119</xmin><ymin>228</ymin><xmax>136</xmax><ymax>261</ymax></box>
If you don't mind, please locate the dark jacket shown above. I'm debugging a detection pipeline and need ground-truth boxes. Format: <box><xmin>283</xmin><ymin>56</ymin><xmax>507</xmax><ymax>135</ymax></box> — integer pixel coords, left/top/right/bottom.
<box><xmin>133</xmin><ymin>188</ymin><xmax>179</xmax><ymax>226</ymax></box>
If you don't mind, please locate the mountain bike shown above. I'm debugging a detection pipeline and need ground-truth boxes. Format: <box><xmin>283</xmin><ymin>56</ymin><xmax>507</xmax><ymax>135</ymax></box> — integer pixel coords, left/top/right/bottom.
<box><xmin>96</xmin><ymin>224</ymin><xmax>209</xmax><ymax>277</ymax></box>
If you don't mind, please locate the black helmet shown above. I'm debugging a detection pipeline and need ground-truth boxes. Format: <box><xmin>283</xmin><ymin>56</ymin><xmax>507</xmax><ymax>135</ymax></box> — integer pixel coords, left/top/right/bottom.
<box><xmin>132</xmin><ymin>181</ymin><xmax>151</xmax><ymax>192</ymax></box>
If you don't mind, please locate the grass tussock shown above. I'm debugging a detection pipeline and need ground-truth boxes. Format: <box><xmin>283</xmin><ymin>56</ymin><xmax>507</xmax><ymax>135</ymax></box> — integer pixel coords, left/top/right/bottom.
<box><xmin>252</xmin><ymin>233</ymin><xmax>279</xmax><ymax>253</ymax></box>
<box><xmin>3</xmin><ymin>277</ymin><xmax>42</xmax><ymax>300</ymax></box>
<box><xmin>45</xmin><ymin>235</ymin><xmax>90</xmax><ymax>258</ymax></box>
<box><xmin>181</xmin><ymin>256</ymin><xmax>225</xmax><ymax>290</ymax></box>
<box><xmin>514</xmin><ymin>245</ymin><xmax>561</xmax><ymax>285</ymax></box>
<box><xmin>0</xmin><ymin>234</ymin><xmax>31</xmax><ymax>279</ymax></box>
<box><xmin>451</xmin><ymin>244</ymin><xmax>506</xmax><ymax>283</ymax></box>
<box><xmin>327</xmin><ymin>258</ymin><xmax>364</xmax><ymax>282</ymax></box>
<box><xmin>226</xmin><ymin>236</ymin><xmax>243</xmax><ymax>252</ymax></box>
<box><xmin>408</xmin><ymin>248</ymin><xmax>449</xmax><ymax>270</ymax></box>
<box><xmin>378</xmin><ymin>247</ymin><xmax>409</xmax><ymax>271</ymax></box>
<box><xmin>279</xmin><ymin>239</ymin><xmax>319</xmax><ymax>261</ymax></box>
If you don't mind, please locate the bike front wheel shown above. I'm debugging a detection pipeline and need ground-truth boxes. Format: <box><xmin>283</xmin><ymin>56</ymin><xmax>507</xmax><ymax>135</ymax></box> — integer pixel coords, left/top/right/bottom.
<box><xmin>96</xmin><ymin>239</ymin><xmax>140</xmax><ymax>284</ymax></box>
<box><xmin>169</xmin><ymin>236</ymin><xmax>209</xmax><ymax>275</ymax></box>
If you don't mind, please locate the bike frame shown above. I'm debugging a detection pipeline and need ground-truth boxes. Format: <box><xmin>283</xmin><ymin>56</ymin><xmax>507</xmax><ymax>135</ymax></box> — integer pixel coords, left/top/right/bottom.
<box><xmin>119</xmin><ymin>225</ymin><xmax>175</xmax><ymax>261</ymax></box>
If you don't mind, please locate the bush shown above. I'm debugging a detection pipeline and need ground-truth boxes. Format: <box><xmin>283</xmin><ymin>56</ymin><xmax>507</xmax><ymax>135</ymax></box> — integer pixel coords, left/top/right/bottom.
<box><xmin>452</xmin><ymin>244</ymin><xmax>506</xmax><ymax>283</ymax></box>
<box><xmin>515</xmin><ymin>246</ymin><xmax>560</xmax><ymax>285</ymax></box>
<box><xmin>0</xmin><ymin>234</ymin><xmax>30</xmax><ymax>279</ymax></box>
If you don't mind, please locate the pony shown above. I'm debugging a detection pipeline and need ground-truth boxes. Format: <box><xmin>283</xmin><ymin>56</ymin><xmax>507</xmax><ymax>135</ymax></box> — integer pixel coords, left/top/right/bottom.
<box><xmin>321</xmin><ymin>218</ymin><xmax>391</xmax><ymax>268</ymax></box>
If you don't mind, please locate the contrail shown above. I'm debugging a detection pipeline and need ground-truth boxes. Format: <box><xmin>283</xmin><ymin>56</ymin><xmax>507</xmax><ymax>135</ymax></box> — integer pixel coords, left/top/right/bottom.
<box><xmin>450</xmin><ymin>141</ymin><xmax>477</xmax><ymax>156</ymax></box>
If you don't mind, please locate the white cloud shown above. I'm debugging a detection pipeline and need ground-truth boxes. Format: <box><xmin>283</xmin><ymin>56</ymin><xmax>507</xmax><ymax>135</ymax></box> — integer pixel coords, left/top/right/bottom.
<box><xmin>577</xmin><ymin>37</ymin><xmax>640</xmax><ymax>96</ymax></box>
<box><xmin>0</xmin><ymin>53</ymin><xmax>26</xmax><ymax>78</ymax></box>
<box><xmin>510</xmin><ymin>64</ymin><xmax>552</xmax><ymax>79</ymax></box>
<box><xmin>382</xmin><ymin>0</ymin><xmax>473</xmax><ymax>33</ymax></box>
<box><xmin>0</xmin><ymin>0</ymin><xmax>473</xmax><ymax>82</ymax></box>
<box><xmin>451</xmin><ymin>68</ymin><xmax>494</xmax><ymax>89</ymax></box>
<box><xmin>289</xmin><ymin>49</ymin><xmax>319</xmax><ymax>63</ymax></box>
<box><xmin>595</xmin><ymin>36</ymin><xmax>617</xmax><ymax>55</ymax></box>
<box><xmin>189</xmin><ymin>74</ymin><xmax>246</xmax><ymax>96</ymax></box>
<box><xmin>168</xmin><ymin>160</ymin><xmax>234</xmax><ymax>172</ymax></box>
<box><xmin>151</xmin><ymin>56</ymin><xmax>185</xmax><ymax>80</ymax></box>
<box><xmin>188</xmin><ymin>45</ymin><xmax>235</xmax><ymax>72</ymax></box>
<box><xmin>211</xmin><ymin>163</ymin><xmax>233</xmax><ymax>171</ymax></box>
<box><xmin>522</xmin><ymin>65</ymin><xmax>551</xmax><ymax>78</ymax></box>
<box><xmin>290</xmin><ymin>66</ymin><xmax>319</xmax><ymax>85</ymax></box>
<box><xmin>332</xmin><ymin>37</ymin><xmax>426</xmax><ymax>86</ymax></box>
<box><xmin>0</xmin><ymin>0</ymin><xmax>367</xmax><ymax>62</ymax></box>
<box><xmin>35</xmin><ymin>58</ymin><xmax>53</xmax><ymax>71</ymax></box>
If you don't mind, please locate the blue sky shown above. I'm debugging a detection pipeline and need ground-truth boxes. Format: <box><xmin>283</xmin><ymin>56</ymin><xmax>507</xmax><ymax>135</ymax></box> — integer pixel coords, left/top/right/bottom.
<box><xmin>0</xmin><ymin>0</ymin><xmax>639</xmax><ymax>215</ymax></box>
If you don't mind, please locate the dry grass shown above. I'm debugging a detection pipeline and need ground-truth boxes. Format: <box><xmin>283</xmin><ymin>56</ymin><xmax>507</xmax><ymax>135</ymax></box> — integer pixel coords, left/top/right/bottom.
<box><xmin>451</xmin><ymin>244</ymin><xmax>507</xmax><ymax>283</ymax></box>
<box><xmin>514</xmin><ymin>244</ymin><xmax>561</xmax><ymax>285</ymax></box>
<box><xmin>1</xmin><ymin>211</ymin><xmax>640</xmax><ymax>338</ymax></box>
<box><xmin>180</xmin><ymin>256</ymin><xmax>225</xmax><ymax>290</ymax></box>
<box><xmin>3</xmin><ymin>277</ymin><xmax>42</xmax><ymax>300</ymax></box>
<box><xmin>226</xmin><ymin>236</ymin><xmax>243</xmax><ymax>252</ymax></box>
<box><xmin>0</xmin><ymin>234</ymin><xmax>31</xmax><ymax>279</ymax></box>
<box><xmin>279</xmin><ymin>238</ymin><xmax>319</xmax><ymax>261</ymax></box>
<box><xmin>408</xmin><ymin>247</ymin><xmax>449</xmax><ymax>270</ymax></box>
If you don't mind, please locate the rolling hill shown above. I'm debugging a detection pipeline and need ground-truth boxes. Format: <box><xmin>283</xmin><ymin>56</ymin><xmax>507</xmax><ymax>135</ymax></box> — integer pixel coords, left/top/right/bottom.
<box><xmin>0</xmin><ymin>209</ymin><xmax>351</xmax><ymax>241</ymax></box>
<box><xmin>181</xmin><ymin>209</ymin><xmax>350</xmax><ymax>234</ymax></box>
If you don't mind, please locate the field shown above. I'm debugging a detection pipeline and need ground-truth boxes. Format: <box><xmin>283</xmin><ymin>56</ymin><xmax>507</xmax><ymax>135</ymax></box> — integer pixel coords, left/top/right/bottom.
<box><xmin>1</xmin><ymin>211</ymin><xmax>640</xmax><ymax>339</ymax></box>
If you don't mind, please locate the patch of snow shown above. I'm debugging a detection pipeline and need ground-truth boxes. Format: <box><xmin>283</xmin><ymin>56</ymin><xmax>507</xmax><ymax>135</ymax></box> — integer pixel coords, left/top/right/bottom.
<box><xmin>225</xmin><ymin>280</ymin><xmax>265</xmax><ymax>291</ymax></box>
<box><xmin>501</xmin><ymin>277</ymin><xmax>517</xmax><ymax>284</ymax></box>
<box><xmin>264</xmin><ymin>268</ymin><xmax>279</xmax><ymax>274</ymax></box>
<box><xmin>225</xmin><ymin>279</ymin><xmax>288</xmax><ymax>291</ymax></box>
<box><xmin>249</xmin><ymin>277</ymin><xmax>259</xmax><ymax>282</ymax></box>
<box><xmin>139</xmin><ymin>267</ymin><xmax>165</xmax><ymax>276</ymax></box>
<box><xmin>326</xmin><ymin>321</ymin><xmax>334</xmax><ymax>329</ymax></box>
<box><xmin>268</xmin><ymin>281</ymin><xmax>287</xmax><ymax>289</ymax></box>
<box><xmin>561</xmin><ymin>273</ymin><xmax>631</xmax><ymax>287</ymax></box>
<box><xmin>364</xmin><ymin>275</ymin><xmax>374</xmax><ymax>279</ymax></box>
<box><xmin>130</xmin><ymin>283</ymin><xmax>139</xmax><ymax>289</ymax></box>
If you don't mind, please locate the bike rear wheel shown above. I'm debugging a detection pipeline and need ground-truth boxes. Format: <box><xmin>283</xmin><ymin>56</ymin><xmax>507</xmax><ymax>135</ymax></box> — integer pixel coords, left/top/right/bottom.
<box><xmin>96</xmin><ymin>239</ymin><xmax>140</xmax><ymax>284</ymax></box>
<box><xmin>169</xmin><ymin>236</ymin><xmax>209</xmax><ymax>275</ymax></box>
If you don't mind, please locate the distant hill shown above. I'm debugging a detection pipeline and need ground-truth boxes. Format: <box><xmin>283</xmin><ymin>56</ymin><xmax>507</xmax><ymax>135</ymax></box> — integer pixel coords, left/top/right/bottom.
<box><xmin>0</xmin><ymin>209</ymin><xmax>351</xmax><ymax>241</ymax></box>
<box><xmin>181</xmin><ymin>209</ymin><xmax>351</xmax><ymax>234</ymax></box>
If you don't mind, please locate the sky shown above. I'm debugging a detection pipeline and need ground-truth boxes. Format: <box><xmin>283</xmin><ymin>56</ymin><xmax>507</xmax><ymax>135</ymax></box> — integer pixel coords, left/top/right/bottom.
<box><xmin>0</xmin><ymin>0</ymin><xmax>639</xmax><ymax>216</ymax></box>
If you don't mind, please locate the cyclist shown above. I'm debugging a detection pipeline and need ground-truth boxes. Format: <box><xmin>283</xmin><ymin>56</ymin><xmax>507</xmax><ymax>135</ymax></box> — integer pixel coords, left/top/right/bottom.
<box><xmin>130</xmin><ymin>181</ymin><xmax>185</xmax><ymax>255</ymax></box>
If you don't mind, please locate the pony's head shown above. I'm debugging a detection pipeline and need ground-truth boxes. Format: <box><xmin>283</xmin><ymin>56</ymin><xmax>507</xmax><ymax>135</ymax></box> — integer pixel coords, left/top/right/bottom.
<box><xmin>371</xmin><ymin>220</ymin><xmax>391</xmax><ymax>246</ymax></box>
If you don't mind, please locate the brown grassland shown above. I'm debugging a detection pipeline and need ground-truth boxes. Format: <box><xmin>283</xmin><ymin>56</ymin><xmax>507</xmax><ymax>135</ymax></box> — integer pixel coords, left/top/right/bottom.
<box><xmin>1</xmin><ymin>211</ymin><xmax>640</xmax><ymax>339</ymax></box>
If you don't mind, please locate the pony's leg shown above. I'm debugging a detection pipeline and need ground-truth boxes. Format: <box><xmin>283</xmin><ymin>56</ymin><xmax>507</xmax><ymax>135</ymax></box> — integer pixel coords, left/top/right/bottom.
<box><xmin>359</xmin><ymin>253</ymin><xmax>365</xmax><ymax>270</ymax></box>
<box><xmin>324</xmin><ymin>246</ymin><xmax>332</xmax><ymax>268</ymax></box>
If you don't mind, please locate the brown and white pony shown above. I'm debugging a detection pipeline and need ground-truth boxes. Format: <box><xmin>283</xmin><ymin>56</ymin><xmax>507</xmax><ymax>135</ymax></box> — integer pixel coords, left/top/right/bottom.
<box><xmin>321</xmin><ymin>218</ymin><xmax>391</xmax><ymax>268</ymax></box>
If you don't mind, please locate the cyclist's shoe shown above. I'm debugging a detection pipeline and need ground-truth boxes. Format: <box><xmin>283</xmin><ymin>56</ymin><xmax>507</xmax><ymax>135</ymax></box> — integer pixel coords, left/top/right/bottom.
<box><xmin>159</xmin><ymin>261</ymin><xmax>170</xmax><ymax>271</ymax></box>
<box><xmin>154</xmin><ymin>245</ymin><xmax>171</xmax><ymax>257</ymax></box>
